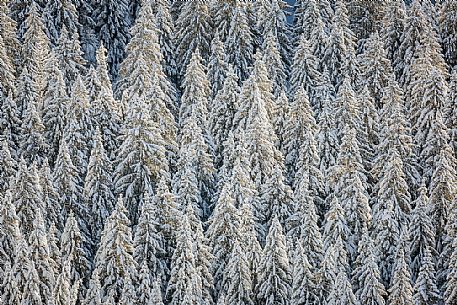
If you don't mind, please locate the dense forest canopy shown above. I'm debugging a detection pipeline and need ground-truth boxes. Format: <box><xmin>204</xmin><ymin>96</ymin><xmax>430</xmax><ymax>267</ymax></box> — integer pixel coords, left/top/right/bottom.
<box><xmin>0</xmin><ymin>0</ymin><xmax>457</xmax><ymax>304</ymax></box>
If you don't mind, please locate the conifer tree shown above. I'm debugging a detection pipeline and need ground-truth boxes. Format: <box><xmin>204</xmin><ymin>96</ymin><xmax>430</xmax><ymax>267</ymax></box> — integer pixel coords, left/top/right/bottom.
<box><xmin>1</xmin><ymin>235</ymin><xmax>30</xmax><ymax>304</ymax></box>
<box><xmin>133</xmin><ymin>192</ymin><xmax>167</xmax><ymax>284</ymax></box>
<box><xmin>224</xmin><ymin>4</ymin><xmax>254</xmax><ymax>82</ymax></box>
<box><xmin>55</xmin><ymin>26</ymin><xmax>87</xmax><ymax>89</ymax></box>
<box><xmin>333</xmin><ymin>78</ymin><xmax>362</xmax><ymax>140</ymax></box>
<box><xmin>413</xmin><ymin>245</ymin><xmax>441</xmax><ymax>305</ymax></box>
<box><xmin>19</xmin><ymin>94</ymin><xmax>48</xmax><ymax>164</ymax></box>
<box><xmin>0</xmin><ymin>35</ymin><xmax>15</xmax><ymax>96</ymax></box>
<box><xmin>260</xmin><ymin>162</ymin><xmax>293</xmax><ymax>230</ymax></box>
<box><xmin>137</xmin><ymin>261</ymin><xmax>160</xmax><ymax>305</ymax></box>
<box><xmin>179</xmin><ymin>49</ymin><xmax>211</xmax><ymax>136</ymax></box>
<box><xmin>328</xmin><ymin>127</ymin><xmax>371</xmax><ymax>256</ymax></box>
<box><xmin>318</xmin><ymin>234</ymin><xmax>350</xmax><ymax>302</ymax></box>
<box><xmin>323</xmin><ymin>18</ymin><xmax>353</xmax><ymax>88</ymax></box>
<box><xmin>322</xmin><ymin>196</ymin><xmax>352</xmax><ymax>264</ymax></box>
<box><xmin>291</xmin><ymin>242</ymin><xmax>318</xmax><ymax>305</ymax></box>
<box><xmin>409</xmin><ymin>183</ymin><xmax>436</xmax><ymax>281</ymax></box>
<box><xmin>255</xmin><ymin>0</ymin><xmax>291</xmax><ymax>69</ymax></box>
<box><xmin>372</xmin><ymin>159</ymin><xmax>403</xmax><ymax>286</ymax></box>
<box><xmin>47</xmin><ymin>223</ymin><xmax>61</xmax><ymax>275</ymax></box>
<box><xmin>73</xmin><ymin>0</ymin><xmax>97</xmax><ymax>62</ymax></box>
<box><xmin>316</xmin><ymin>83</ymin><xmax>339</xmax><ymax>175</ymax></box>
<box><xmin>116</xmin><ymin>0</ymin><xmax>176</xmax><ymax>115</ymax></box>
<box><xmin>444</xmin><ymin>226</ymin><xmax>457</xmax><ymax>305</ymax></box>
<box><xmin>0</xmin><ymin>1</ymin><xmax>21</xmax><ymax>69</ymax></box>
<box><xmin>0</xmin><ymin>90</ymin><xmax>21</xmax><ymax>152</ymax></box>
<box><xmin>308</xmin><ymin>12</ymin><xmax>329</xmax><ymax>63</ymax></box>
<box><xmin>223</xmin><ymin>240</ymin><xmax>254</xmax><ymax>305</ymax></box>
<box><xmin>40</xmin><ymin>159</ymin><xmax>62</xmax><ymax>230</ymax></box>
<box><xmin>42</xmin><ymin>54</ymin><xmax>69</xmax><ymax>163</ymax></box>
<box><xmin>326</xmin><ymin>269</ymin><xmax>357</xmax><ymax>305</ymax></box>
<box><xmin>11</xmin><ymin>159</ymin><xmax>45</xmax><ymax>235</ymax></box>
<box><xmin>92</xmin><ymin>197</ymin><xmax>137</xmax><ymax>302</ymax></box>
<box><xmin>20</xmin><ymin>2</ymin><xmax>50</xmax><ymax>93</ymax></box>
<box><xmin>114</xmin><ymin>93</ymin><xmax>168</xmax><ymax>223</ymax></box>
<box><xmin>53</xmin><ymin>262</ymin><xmax>79</xmax><ymax>305</ymax></box>
<box><xmin>93</xmin><ymin>0</ymin><xmax>131</xmax><ymax>80</ymax></box>
<box><xmin>210</xmin><ymin>67</ymin><xmax>240</xmax><ymax>168</ymax></box>
<box><xmin>271</xmin><ymin>89</ymin><xmax>289</xmax><ymax>150</ymax></box>
<box><xmin>287</xmin><ymin>177</ymin><xmax>324</xmax><ymax>270</ymax></box>
<box><xmin>429</xmin><ymin>144</ymin><xmax>457</xmax><ymax>247</ymax></box>
<box><xmin>239</xmin><ymin>201</ymin><xmax>262</xmax><ymax>293</ymax></box>
<box><xmin>446</xmin><ymin>68</ymin><xmax>457</xmax><ymax>157</ymax></box>
<box><xmin>175</xmin><ymin>0</ymin><xmax>212</xmax><ymax>77</ymax></box>
<box><xmin>83</xmin><ymin>271</ymin><xmax>102</xmax><ymax>305</ymax></box>
<box><xmin>53</xmin><ymin>139</ymin><xmax>84</xmax><ymax>223</ymax></box>
<box><xmin>411</xmin><ymin>68</ymin><xmax>449</xmax><ymax>177</ymax></box>
<box><xmin>84</xmin><ymin>129</ymin><xmax>115</xmax><ymax>242</ymax></box>
<box><xmin>19</xmin><ymin>258</ymin><xmax>48</xmax><ymax>305</ymax></box>
<box><xmin>439</xmin><ymin>0</ymin><xmax>457</xmax><ymax>67</ymax></box>
<box><xmin>388</xmin><ymin>232</ymin><xmax>414</xmax><ymax>305</ymax></box>
<box><xmin>118</xmin><ymin>274</ymin><xmax>137</xmax><ymax>305</ymax></box>
<box><xmin>262</xmin><ymin>31</ymin><xmax>287</xmax><ymax>98</ymax></box>
<box><xmin>207</xmin><ymin>34</ymin><xmax>228</xmax><ymax>99</ymax></box>
<box><xmin>233</xmin><ymin>72</ymin><xmax>286</xmax><ymax>230</ymax></box>
<box><xmin>358</xmin><ymin>31</ymin><xmax>393</xmax><ymax>109</ymax></box>
<box><xmin>357</xmin><ymin>85</ymin><xmax>379</xmax><ymax>170</ymax></box>
<box><xmin>93</xmin><ymin>45</ymin><xmax>114</xmax><ymax>99</ymax></box>
<box><xmin>293</xmin><ymin>0</ymin><xmax>322</xmax><ymax>43</ymax></box>
<box><xmin>381</xmin><ymin>0</ymin><xmax>406</xmax><ymax>65</ymax></box>
<box><xmin>15</xmin><ymin>65</ymin><xmax>39</xmax><ymax>119</ymax></box>
<box><xmin>89</xmin><ymin>82</ymin><xmax>120</xmax><ymax>158</ymax></box>
<box><xmin>42</xmin><ymin>0</ymin><xmax>80</xmax><ymax>45</ymax></box>
<box><xmin>153</xmin><ymin>175</ymin><xmax>180</xmax><ymax>259</ymax></box>
<box><xmin>60</xmin><ymin>212</ymin><xmax>91</xmax><ymax>288</ymax></box>
<box><xmin>0</xmin><ymin>190</ymin><xmax>21</xmax><ymax>279</ymax></box>
<box><xmin>289</xmin><ymin>34</ymin><xmax>321</xmax><ymax>102</ymax></box>
<box><xmin>183</xmin><ymin>203</ymin><xmax>214</xmax><ymax>305</ymax></box>
<box><xmin>373</xmin><ymin>148</ymin><xmax>411</xmax><ymax>226</ymax></box>
<box><xmin>332</xmin><ymin>1</ymin><xmax>356</xmax><ymax>52</ymax></box>
<box><xmin>207</xmin><ymin>181</ymin><xmax>241</xmax><ymax>296</ymax></box>
<box><xmin>64</xmin><ymin>74</ymin><xmax>94</xmax><ymax>177</ymax></box>
<box><xmin>352</xmin><ymin>229</ymin><xmax>387</xmax><ymax>305</ymax></box>
<box><xmin>282</xmin><ymin>88</ymin><xmax>318</xmax><ymax>184</ymax></box>
<box><xmin>373</xmin><ymin>75</ymin><xmax>419</xmax><ymax>192</ymax></box>
<box><xmin>174</xmin><ymin>109</ymin><xmax>216</xmax><ymax>219</ymax></box>
<box><xmin>0</xmin><ymin>139</ymin><xmax>16</xmax><ymax>192</ymax></box>
<box><xmin>166</xmin><ymin>213</ymin><xmax>203</xmax><ymax>305</ymax></box>
<box><xmin>28</xmin><ymin>210</ymin><xmax>56</xmax><ymax>304</ymax></box>
<box><xmin>347</xmin><ymin>0</ymin><xmax>385</xmax><ymax>41</ymax></box>
<box><xmin>256</xmin><ymin>216</ymin><xmax>291</xmax><ymax>305</ymax></box>
<box><xmin>150</xmin><ymin>0</ymin><xmax>177</xmax><ymax>83</ymax></box>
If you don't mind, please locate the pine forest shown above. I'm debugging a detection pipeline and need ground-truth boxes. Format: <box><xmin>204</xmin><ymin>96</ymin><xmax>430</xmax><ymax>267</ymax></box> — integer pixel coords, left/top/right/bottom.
<box><xmin>1</xmin><ymin>0</ymin><xmax>457</xmax><ymax>304</ymax></box>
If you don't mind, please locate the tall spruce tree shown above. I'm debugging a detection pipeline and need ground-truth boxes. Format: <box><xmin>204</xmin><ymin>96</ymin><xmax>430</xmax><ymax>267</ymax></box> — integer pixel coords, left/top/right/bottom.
<box><xmin>166</xmin><ymin>212</ymin><xmax>203</xmax><ymax>305</ymax></box>
<box><xmin>224</xmin><ymin>3</ymin><xmax>254</xmax><ymax>82</ymax></box>
<box><xmin>352</xmin><ymin>229</ymin><xmax>387</xmax><ymax>305</ymax></box>
<box><xmin>0</xmin><ymin>190</ymin><xmax>21</xmax><ymax>279</ymax></box>
<box><xmin>207</xmin><ymin>181</ymin><xmax>241</xmax><ymax>297</ymax></box>
<box><xmin>174</xmin><ymin>0</ymin><xmax>212</xmax><ymax>77</ymax></box>
<box><xmin>84</xmin><ymin>129</ymin><xmax>115</xmax><ymax>242</ymax></box>
<box><xmin>223</xmin><ymin>240</ymin><xmax>254</xmax><ymax>305</ymax></box>
<box><xmin>91</xmin><ymin>197</ymin><xmax>137</xmax><ymax>302</ymax></box>
<box><xmin>114</xmin><ymin>92</ymin><xmax>168</xmax><ymax>223</ymax></box>
<box><xmin>133</xmin><ymin>192</ymin><xmax>167</xmax><ymax>285</ymax></box>
<box><xmin>291</xmin><ymin>242</ymin><xmax>318</xmax><ymax>305</ymax></box>
<box><xmin>388</xmin><ymin>231</ymin><xmax>414</xmax><ymax>305</ymax></box>
<box><xmin>256</xmin><ymin>216</ymin><xmax>291</xmax><ymax>305</ymax></box>
<box><xmin>409</xmin><ymin>182</ymin><xmax>436</xmax><ymax>281</ymax></box>
<box><xmin>93</xmin><ymin>0</ymin><xmax>131</xmax><ymax>80</ymax></box>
